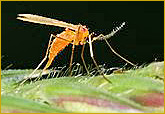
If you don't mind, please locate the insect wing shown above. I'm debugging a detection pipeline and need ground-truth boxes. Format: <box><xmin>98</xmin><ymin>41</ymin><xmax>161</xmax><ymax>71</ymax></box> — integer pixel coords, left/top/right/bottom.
<box><xmin>17</xmin><ymin>14</ymin><xmax>78</xmax><ymax>30</ymax></box>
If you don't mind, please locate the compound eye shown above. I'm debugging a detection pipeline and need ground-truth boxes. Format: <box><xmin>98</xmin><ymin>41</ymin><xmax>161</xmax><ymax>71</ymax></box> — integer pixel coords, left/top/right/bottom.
<box><xmin>81</xmin><ymin>28</ymin><xmax>85</xmax><ymax>32</ymax></box>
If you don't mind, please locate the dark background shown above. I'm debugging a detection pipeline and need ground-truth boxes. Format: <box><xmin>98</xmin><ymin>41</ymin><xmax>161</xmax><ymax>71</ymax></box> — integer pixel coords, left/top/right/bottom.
<box><xmin>1</xmin><ymin>1</ymin><xmax>164</xmax><ymax>69</ymax></box>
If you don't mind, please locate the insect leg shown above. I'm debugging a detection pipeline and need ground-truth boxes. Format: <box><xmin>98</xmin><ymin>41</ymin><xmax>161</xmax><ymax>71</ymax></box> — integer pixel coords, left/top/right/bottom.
<box><xmin>103</xmin><ymin>38</ymin><xmax>137</xmax><ymax>67</ymax></box>
<box><xmin>68</xmin><ymin>25</ymin><xmax>81</xmax><ymax>76</ymax></box>
<box><xmin>81</xmin><ymin>44</ymin><xmax>90</xmax><ymax>75</ymax></box>
<box><xmin>20</xmin><ymin>34</ymin><xmax>54</xmax><ymax>85</ymax></box>
<box><xmin>88</xmin><ymin>35</ymin><xmax>112</xmax><ymax>84</ymax></box>
<box><xmin>69</xmin><ymin>44</ymin><xmax>75</xmax><ymax>76</ymax></box>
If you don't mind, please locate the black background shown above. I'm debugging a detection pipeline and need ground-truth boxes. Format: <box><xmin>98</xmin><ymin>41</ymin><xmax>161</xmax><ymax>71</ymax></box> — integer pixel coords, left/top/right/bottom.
<box><xmin>1</xmin><ymin>1</ymin><xmax>164</xmax><ymax>69</ymax></box>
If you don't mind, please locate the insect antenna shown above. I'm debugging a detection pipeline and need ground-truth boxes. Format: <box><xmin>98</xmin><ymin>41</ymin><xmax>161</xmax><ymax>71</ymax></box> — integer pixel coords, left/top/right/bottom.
<box><xmin>92</xmin><ymin>22</ymin><xmax>137</xmax><ymax>68</ymax></box>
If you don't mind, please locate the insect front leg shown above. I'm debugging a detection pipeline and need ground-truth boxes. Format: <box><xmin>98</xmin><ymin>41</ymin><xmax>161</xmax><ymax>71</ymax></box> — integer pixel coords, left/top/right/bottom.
<box><xmin>88</xmin><ymin>35</ymin><xmax>112</xmax><ymax>84</ymax></box>
<box><xmin>103</xmin><ymin>38</ymin><xmax>137</xmax><ymax>67</ymax></box>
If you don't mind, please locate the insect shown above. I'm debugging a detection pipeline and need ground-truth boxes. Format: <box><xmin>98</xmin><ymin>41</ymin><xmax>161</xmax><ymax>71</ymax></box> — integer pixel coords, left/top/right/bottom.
<box><xmin>17</xmin><ymin>14</ymin><xmax>136</xmax><ymax>84</ymax></box>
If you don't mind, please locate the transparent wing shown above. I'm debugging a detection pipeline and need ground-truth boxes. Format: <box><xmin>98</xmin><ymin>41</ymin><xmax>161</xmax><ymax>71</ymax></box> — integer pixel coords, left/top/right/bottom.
<box><xmin>17</xmin><ymin>14</ymin><xmax>78</xmax><ymax>30</ymax></box>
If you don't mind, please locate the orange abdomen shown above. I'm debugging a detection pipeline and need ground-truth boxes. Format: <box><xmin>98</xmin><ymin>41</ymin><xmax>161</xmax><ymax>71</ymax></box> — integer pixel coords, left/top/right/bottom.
<box><xmin>43</xmin><ymin>26</ymin><xmax>89</xmax><ymax>70</ymax></box>
<box><xmin>44</xmin><ymin>30</ymin><xmax>75</xmax><ymax>70</ymax></box>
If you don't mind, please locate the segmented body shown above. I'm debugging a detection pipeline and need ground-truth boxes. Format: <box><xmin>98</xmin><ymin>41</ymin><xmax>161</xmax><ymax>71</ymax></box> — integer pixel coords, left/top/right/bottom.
<box><xmin>17</xmin><ymin>14</ymin><xmax>89</xmax><ymax>70</ymax></box>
